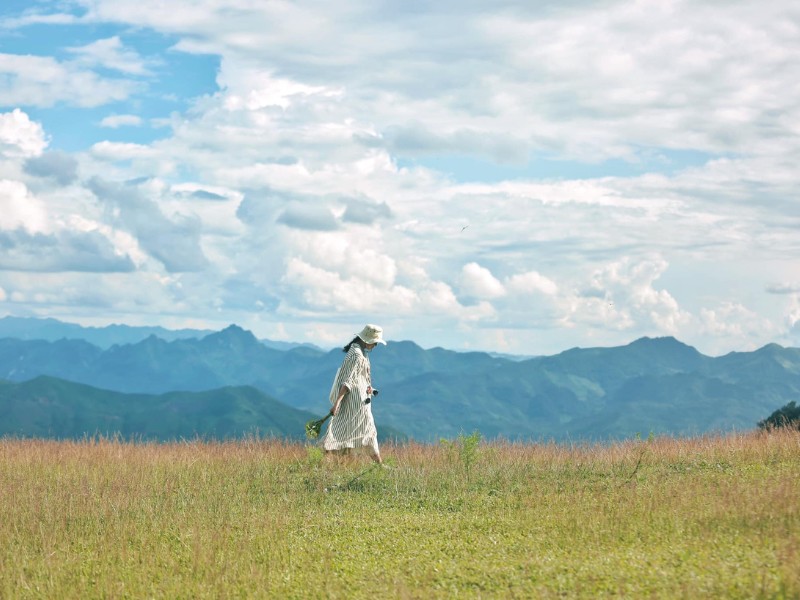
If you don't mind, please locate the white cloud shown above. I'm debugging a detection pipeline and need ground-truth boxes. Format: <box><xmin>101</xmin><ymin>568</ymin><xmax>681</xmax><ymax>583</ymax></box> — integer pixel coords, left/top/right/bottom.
<box><xmin>0</xmin><ymin>0</ymin><xmax>798</xmax><ymax>356</ymax></box>
<box><xmin>90</xmin><ymin>141</ymin><xmax>155</xmax><ymax>161</ymax></box>
<box><xmin>87</xmin><ymin>178</ymin><xmax>209</xmax><ymax>272</ymax></box>
<box><xmin>460</xmin><ymin>262</ymin><xmax>505</xmax><ymax>299</ymax></box>
<box><xmin>700</xmin><ymin>302</ymin><xmax>779</xmax><ymax>346</ymax></box>
<box><xmin>164</xmin><ymin>183</ymin><xmax>245</xmax><ymax>238</ymax></box>
<box><xmin>552</xmin><ymin>257</ymin><xmax>692</xmax><ymax>337</ymax></box>
<box><xmin>100</xmin><ymin>114</ymin><xmax>143</xmax><ymax>128</ymax></box>
<box><xmin>24</xmin><ymin>151</ymin><xmax>79</xmax><ymax>185</ymax></box>
<box><xmin>0</xmin><ymin>179</ymin><xmax>49</xmax><ymax>233</ymax></box>
<box><xmin>0</xmin><ymin>54</ymin><xmax>139</xmax><ymax>108</ymax></box>
<box><xmin>222</xmin><ymin>70</ymin><xmax>341</xmax><ymax>111</ymax></box>
<box><xmin>0</xmin><ymin>12</ymin><xmax>79</xmax><ymax>28</ymax></box>
<box><xmin>506</xmin><ymin>270</ymin><xmax>558</xmax><ymax>296</ymax></box>
<box><xmin>0</xmin><ymin>271</ymin><xmax>189</xmax><ymax>317</ymax></box>
<box><xmin>787</xmin><ymin>296</ymin><xmax>800</xmax><ymax>330</ymax></box>
<box><xmin>0</xmin><ymin>109</ymin><xmax>47</xmax><ymax>158</ymax></box>
<box><xmin>420</xmin><ymin>280</ymin><xmax>468</xmax><ymax>313</ymax></box>
<box><xmin>477</xmin><ymin>1</ymin><xmax>800</xmax><ymax>160</ymax></box>
<box><xmin>339</xmin><ymin>247</ymin><xmax>398</xmax><ymax>289</ymax></box>
<box><xmin>88</xmin><ymin>142</ymin><xmax>176</xmax><ymax>176</ymax></box>
<box><xmin>26</xmin><ymin>0</ymin><xmax>798</xmax><ymax>168</ymax></box>
<box><xmin>0</xmin><ymin>228</ymin><xmax>135</xmax><ymax>273</ymax></box>
<box><xmin>67</xmin><ymin>36</ymin><xmax>155</xmax><ymax>76</ymax></box>
<box><xmin>0</xmin><ymin>178</ymin><xmax>139</xmax><ymax>274</ymax></box>
<box><xmin>282</xmin><ymin>256</ymin><xmax>413</xmax><ymax>314</ymax></box>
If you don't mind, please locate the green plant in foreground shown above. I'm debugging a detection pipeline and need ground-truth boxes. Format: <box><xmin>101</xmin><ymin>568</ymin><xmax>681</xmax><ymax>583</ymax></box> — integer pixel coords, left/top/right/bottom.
<box><xmin>440</xmin><ymin>429</ymin><xmax>482</xmax><ymax>474</ymax></box>
<box><xmin>458</xmin><ymin>429</ymin><xmax>481</xmax><ymax>471</ymax></box>
<box><xmin>305</xmin><ymin>445</ymin><xmax>323</xmax><ymax>468</ymax></box>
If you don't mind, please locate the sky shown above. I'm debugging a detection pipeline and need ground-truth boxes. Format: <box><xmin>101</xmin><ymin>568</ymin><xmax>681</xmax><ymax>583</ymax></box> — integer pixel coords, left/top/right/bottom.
<box><xmin>0</xmin><ymin>0</ymin><xmax>798</xmax><ymax>356</ymax></box>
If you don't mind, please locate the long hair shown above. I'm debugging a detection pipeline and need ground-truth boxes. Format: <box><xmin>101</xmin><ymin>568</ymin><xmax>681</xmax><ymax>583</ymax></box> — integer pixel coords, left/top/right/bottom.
<box><xmin>342</xmin><ymin>336</ymin><xmax>365</xmax><ymax>353</ymax></box>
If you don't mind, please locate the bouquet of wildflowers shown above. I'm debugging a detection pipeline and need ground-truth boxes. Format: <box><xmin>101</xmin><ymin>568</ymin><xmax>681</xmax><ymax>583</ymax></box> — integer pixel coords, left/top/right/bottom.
<box><xmin>305</xmin><ymin>413</ymin><xmax>331</xmax><ymax>439</ymax></box>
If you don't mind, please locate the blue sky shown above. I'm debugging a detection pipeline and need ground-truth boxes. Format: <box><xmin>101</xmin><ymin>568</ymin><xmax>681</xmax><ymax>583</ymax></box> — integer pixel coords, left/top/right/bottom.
<box><xmin>0</xmin><ymin>0</ymin><xmax>798</xmax><ymax>355</ymax></box>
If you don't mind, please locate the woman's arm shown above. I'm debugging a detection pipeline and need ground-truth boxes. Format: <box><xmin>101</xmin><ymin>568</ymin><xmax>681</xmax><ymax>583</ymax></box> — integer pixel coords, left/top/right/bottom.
<box><xmin>330</xmin><ymin>384</ymin><xmax>349</xmax><ymax>416</ymax></box>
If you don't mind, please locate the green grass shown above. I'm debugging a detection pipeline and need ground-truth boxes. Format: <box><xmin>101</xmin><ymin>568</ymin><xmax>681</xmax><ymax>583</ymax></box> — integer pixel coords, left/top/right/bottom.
<box><xmin>1</xmin><ymin>430</ymin><xmax>798</xmax><ymax>598</ymax></box>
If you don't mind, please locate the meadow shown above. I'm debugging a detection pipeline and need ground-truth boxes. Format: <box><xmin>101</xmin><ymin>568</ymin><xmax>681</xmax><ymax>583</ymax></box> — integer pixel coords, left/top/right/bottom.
<box><xmin>1</xmin><ymin>430</ymin><xmax>798</xmax><ymax>599</ymax></box>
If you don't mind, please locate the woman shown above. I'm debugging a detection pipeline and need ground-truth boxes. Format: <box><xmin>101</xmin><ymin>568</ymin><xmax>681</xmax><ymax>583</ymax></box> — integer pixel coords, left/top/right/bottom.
<box><xmin>321</xmin><ymin>324</ymin><xmax>386</xmax><ymax>464</ymax></box>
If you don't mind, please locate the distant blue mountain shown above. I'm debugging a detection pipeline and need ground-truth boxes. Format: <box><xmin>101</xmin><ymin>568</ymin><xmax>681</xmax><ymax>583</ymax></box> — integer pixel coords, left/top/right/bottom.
<box><xmin>0</xmin><ymin>316</ymin><xmax>320</xmax><ymax>351</ymax></box>
<box><xmin>0</xmin><ymin>316</ymin><xmax>213</xmax><ymax>348</ymax></box>
<box><xmin>1</xmin><ymin>318</ymin><xmax>798</xmax><ymax>441</ymax></box>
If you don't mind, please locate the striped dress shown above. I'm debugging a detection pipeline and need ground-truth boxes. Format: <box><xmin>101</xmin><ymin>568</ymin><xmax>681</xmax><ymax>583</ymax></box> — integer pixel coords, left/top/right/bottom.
<box><xmin>321</xmin><ymin>345</ymin><xmax>379</xmax><ymax>455</ymax></box>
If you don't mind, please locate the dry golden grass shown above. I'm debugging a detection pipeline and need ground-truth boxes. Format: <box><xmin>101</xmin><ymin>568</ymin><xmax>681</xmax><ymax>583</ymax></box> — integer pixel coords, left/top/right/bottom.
<box><xmin>1</xmin><ymin>430</ymin><xmax>798</xmax><ymax>598</ymax></box>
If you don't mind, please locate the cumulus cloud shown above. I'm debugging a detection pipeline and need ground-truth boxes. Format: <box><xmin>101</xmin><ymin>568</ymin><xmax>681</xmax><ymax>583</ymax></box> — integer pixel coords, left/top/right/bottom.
<box><xmin>280</xmin><ymin>247</ymin><xmax>495</xmax><ymax>326</ymax></box>
<box><xmin>561</xmin><ymin>257</ymin><xmax>691</xmax><ymax>334</ymax></box>
<box><xmin>0</xmin><ymin>179</ymin><xmax>49</xmax><ymax>232</ymax></box>
<box><xmin>506</xmin><ymin>270</ymin><xmax>558</xmax><ymax>296</ymax></box>
<box><xmin>277</xmin><ymin>203</ymin><xmax>340</xmax><ymax>231</ymax></box>
<box><xmin>0</xmin><ymin>109</ymin><xmax>47</xmax><ymax>158</ymax></box>
<box><xmin>87</xmin><ymin>178</ymin><xmax>209</xmax><ymax>272</ymax></box>
<box><xmin>341</xmin><ymin>196</ymin><xmax>392</xmax><ymax>225</ymax></box>
<box><xmin>222</xmin><ymin>71</ymin><xmax>341</xmax><ymax>111</ymax></box>
<box><xmin>460</xmin><ymin>262</ymin><xmax>505</xmax><ymax>299</ymax></box>
<box><xmin>282</xmin><ymin>256</ymin><xmax>417</xmax><ymax>315</ymax></box>
<box><xmin>283</xmin><ymin>257</ymin><xmax>373</xmax><ymax>312</ymax></box>
<box><xmin>0</xmin><ymin>228</ymin><xmax>135</xmax><ymax>272</ymax></box>
<box><xmin>699</xmin><ymin>302</ymin><xmax>779</xmax><ymax>343</ymax></box>
<box><xmin>341</xmin><ymin>247</ymin><xmax>397</xmax><ymax>289</ymax></box>
<box><xmin>235</xmin><ymin>191</ymin><xmax>285</xmax><ymax>227</ymax></box>
<box><xmin>23</xmin><ymin>151</ymin><xmax>79</xmax><ymax>185</ymax></box>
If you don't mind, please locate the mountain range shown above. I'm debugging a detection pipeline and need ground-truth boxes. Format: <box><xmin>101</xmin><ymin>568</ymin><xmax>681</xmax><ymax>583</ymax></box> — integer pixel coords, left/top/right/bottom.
<box><xmin>1</xmin><ymin>318</ymin><xmax>799</xmax><ymax>441</ymax></box>
<box><xmin>0</xmin><ymin>376</ymin><xmax>315</xmax><ymax>441</ymax></box>
<box><xmin>0</xmin><ymin>316</ymin><xmax>318</xmax><ymax>351</ymax></box>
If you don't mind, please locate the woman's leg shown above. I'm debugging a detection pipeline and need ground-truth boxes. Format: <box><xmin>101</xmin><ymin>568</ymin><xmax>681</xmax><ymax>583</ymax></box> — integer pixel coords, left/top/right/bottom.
<box><xmin>366</xmin><ymin>440</ymin><xmax>382</xmax><ymax>464</ymax></box>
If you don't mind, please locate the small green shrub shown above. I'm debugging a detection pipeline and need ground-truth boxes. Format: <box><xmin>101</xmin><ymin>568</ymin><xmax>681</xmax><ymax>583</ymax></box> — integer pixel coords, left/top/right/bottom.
<box><xmin>440</xmin><ymin>429</ymin><xmax>481</xmax><ymax>473</ymax></box>
<box><xmin>759</xmin><ymin>400</ymin><xmax>800</xmax><ymax>430</ymax></box>
<box><xmin>306</xmin><ymin>445</ymin><xmax>324</xmax><ymax>468</ymax></box>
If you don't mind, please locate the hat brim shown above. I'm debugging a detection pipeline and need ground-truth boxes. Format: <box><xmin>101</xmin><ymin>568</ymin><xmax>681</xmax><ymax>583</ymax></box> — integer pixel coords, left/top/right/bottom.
<box><xmin>356</xmin><ymin>324</ymin><xmax>386</xmax><ymax>345</ymax></box>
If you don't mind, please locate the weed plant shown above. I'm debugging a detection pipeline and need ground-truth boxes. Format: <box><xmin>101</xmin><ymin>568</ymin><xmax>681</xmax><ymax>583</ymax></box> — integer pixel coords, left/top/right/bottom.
<box><xmin>1</xmin><ymin>430</ymin><xmax>798</xmax><ymax>598</ymax></box>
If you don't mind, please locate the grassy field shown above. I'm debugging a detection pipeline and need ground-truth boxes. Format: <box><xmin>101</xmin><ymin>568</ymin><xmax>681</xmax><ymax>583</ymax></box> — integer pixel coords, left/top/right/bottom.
<box><xmin>1</xmin><ymin>430</ymin><xmax>798</xmax><ymax>599</ymax></box>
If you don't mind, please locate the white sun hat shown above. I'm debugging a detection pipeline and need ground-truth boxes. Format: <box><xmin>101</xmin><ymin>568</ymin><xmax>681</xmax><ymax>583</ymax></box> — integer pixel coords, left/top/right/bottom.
<box><xmin>356</xmin><ymin>324</ymin><xmax>387</xmax><ymax>345</ymax></box>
